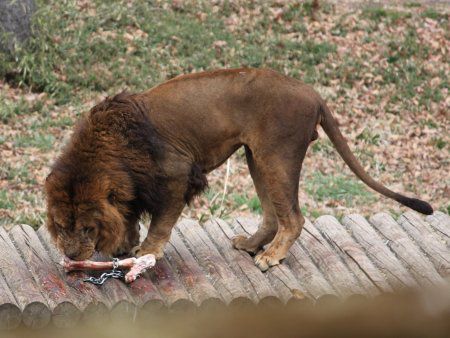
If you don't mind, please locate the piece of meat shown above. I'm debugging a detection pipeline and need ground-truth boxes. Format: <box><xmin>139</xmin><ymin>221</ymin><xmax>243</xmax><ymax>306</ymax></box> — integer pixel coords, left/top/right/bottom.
<box><xmin>61</xmin><ymin>254</ymin><xmax>156</xmax><ymax>283</ymax></box>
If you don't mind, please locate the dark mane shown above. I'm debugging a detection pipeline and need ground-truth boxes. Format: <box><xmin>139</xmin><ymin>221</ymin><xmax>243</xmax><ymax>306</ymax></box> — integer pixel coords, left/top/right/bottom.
<box><xmin>95</xmin><ymin>92</ymin><xmax>169</xmax><ymax>215</ymax></box>
<box><xmin>51</xmin><ymin>91</ymin><xmax>169</xmax><ymax>217</ymax></box>
<box><xmin>89</xmin><ymin>91</ymin><xmax>165</xmax><ymax>160</ymax></box>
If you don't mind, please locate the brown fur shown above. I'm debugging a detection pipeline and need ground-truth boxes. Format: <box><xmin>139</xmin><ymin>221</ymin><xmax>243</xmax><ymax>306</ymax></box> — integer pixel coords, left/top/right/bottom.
<box><xmin>45</xmin><ymin>68</ymin><xmax>432</xmax><ymax>270</ymax></box>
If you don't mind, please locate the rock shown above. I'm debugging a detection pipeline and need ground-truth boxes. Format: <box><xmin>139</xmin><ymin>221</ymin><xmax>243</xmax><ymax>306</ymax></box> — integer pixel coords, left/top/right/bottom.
<box><xmin>0</xmin><ymin>0</ymin><xmax>36</xmax><ymax>54</ymax></box>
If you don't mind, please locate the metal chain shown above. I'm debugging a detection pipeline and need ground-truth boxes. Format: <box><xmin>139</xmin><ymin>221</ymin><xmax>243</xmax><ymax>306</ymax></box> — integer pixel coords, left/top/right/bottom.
<box><xmin>83</xmin><ymin>258</ymin><xmax>125</xmax><ymax>285</ymax></box>
<box><xmin>112</xmin><ymin>258</ymin><xmax>119</xmax><ymax>270</ymax></box>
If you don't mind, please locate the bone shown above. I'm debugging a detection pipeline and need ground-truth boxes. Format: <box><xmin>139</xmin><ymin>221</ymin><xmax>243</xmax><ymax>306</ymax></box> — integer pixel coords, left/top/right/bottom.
<box><xmin>61</xmin><ymin>254</ymin><xmax>156</xmax><ymax>283</ymax></box>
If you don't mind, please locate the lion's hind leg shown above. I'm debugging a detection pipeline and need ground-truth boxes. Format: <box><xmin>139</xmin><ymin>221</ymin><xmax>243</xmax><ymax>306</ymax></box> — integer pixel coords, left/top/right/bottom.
<box><xmin>244</xmin><ymin>147</ymin><xmax>307</xmax><ymax>272</ymax></box>
<box><xmin>232</xmin><ymin>146</ymin><xmax>278</xmax><ymax>254</ymax></box>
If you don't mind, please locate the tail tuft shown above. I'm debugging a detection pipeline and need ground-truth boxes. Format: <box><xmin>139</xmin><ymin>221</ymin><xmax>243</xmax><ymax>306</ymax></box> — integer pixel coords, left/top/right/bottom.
<box><xmin>397</xmin><ymin>196</ymin><xmax>433</xmax><ymax>215</ymax></box>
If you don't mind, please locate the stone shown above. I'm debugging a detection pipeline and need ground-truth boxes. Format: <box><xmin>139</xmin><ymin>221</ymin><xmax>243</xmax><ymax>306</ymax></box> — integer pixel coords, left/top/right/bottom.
<box><xmin>0</xmin><ymin>0</ymin><xmax>36</xmax><ymax>54</ymax></box>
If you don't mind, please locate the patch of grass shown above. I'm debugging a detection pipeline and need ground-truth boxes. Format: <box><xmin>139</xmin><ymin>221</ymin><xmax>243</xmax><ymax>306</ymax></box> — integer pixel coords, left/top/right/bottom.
<box><xmin>419</xmin><ymin>83</ymin><xmax>445</xmax><ymax>109</ymax></box>
<box><xmin>331</xmin><ymin>17</ymin><xmax>349</xmax><ymax>37</ymax></box>
<box><xmin>433</xmin><ymin>137</ymin><xmax>447</xmax><ymax>150</ymax></box>
<box><xmin>0</xmin><ymin>162</ymin><xmax>35</xmax><ymax>185</ymax></box>
<box><xmin>232</xmin><ymin>193</ymin><xmax>262</xmax><ymax>214</ymax></box>
<box><xmin>420</xmin><ymin>119</ymin><xmax>438</xmax><ymax>129</ymax></box>
<box><xmin>0</xmin><ymin>96</ymin><xmax>31</xmax><ymax>123</ymax></box>
<box><xmin>405</xmin><ymin>2</ymin><xmax>422</xmax><ymax>8</ymax></box>
<box><xmin>328</xmin><ymin>55</ymin><xmax>365</xmax><ymax>87</ymax></box>
<box><xmin>1</xmin><ymin>1</ymin><xmax>235</xmax><ymax>101</ymax></box>
<box><xmin>302</xmin><ymin>41</ymin><xmax>337</xmax><ymax>67</ymax></box>
<box><xmin>13</xmin><ymin>133</ymin><xmax>55</xmax><ymax>150</ymax></box>
<box><xmin>305</xmin><ymin>172</ymin><xmax>376</xmax><ymax>205</ymax></box>
<box><xmin>14</xmin><ymin>212</ymin><xmax>46</xmax><ymax>229</ymax></box>
<box><xmin>303</xmin><ymin>207</ymin><xmax>322</xmax><ymax>220</ymax></box>
<box><xmin>0</xmin><ymin>190</ymin><xmax>15</xmax><ymax>210</ymax></box>
<box><xmin>421</xmin><ymin>8</ymin><xmax>448</xmax><ymax>20</ymax></box>
<box><xmin>356</xmin><ymin>129</ymin><xmax>381</xmax><ymax>146</ymax></box>
<box><xmin>381</xmin><ymin>29</ymin><xmax>432</xmax><ymax>102</ymax></box>
<box><xmin>280</xmin><ymin>39</ymin><xmax>336</xmax><ymax>80</ymax></box>
<box><xmin>0</xmin><ymin>0</ymin><xmax>340</xmax><ymax>100</ymax></box>
<box><xmin>30</xmin><ymin>115</ymin><xmax>74</xmax><ymax>130</ymax></box>
<box><xmin>386</xmin><ymin>29</ymin><xmax>427</xmax><ymax>63</ymax></box>
<box><xmin>0</xmin><ymin>190</ymin><xmax>45</xmax><ymax>229</ymax></box>
<box><xmin>203</xmin><ymin>188</ymin><xmax>234</xmax><ymax>218</ymax></box>
<box><xmin>248</xmin><ymin>196</ymin><xmax>262</xmax><ymax>214</ymax></box>
<box><xmin>281</xmin><ymin>1</ymin><xmax>333</xmax><ymax>24</ymax></box>
<box><xmin>0</xmin><ymin>189</ymin><xmax>44</xmax><ymax>218</ymax></box>
<box><xmin>311</xmin><ymin>139</ymin><xmax>334</xmax><ymax>155</ymax></box>
<box><xmin>281</xmin><ymin>3</ymin><xmax>308</xmax><ymax>22</ymax></box>
<box><xmin>362</xmin><ymin>8</ymin><xmax>412</xmax><ymax>22</ymax></box>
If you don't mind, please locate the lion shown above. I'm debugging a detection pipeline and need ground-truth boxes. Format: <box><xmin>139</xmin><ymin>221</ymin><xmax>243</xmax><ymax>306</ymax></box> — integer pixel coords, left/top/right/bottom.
<box><xmin>45</xmin><ymin>68</ymin><xmax>432</xmax><ymax>271</ymax></box>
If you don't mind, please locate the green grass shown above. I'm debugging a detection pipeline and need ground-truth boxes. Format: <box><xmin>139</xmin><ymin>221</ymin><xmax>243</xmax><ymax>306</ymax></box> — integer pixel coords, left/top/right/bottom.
<box><xmin>13</xmin><ymin>212</ymin><xmax>46</xmax><ymax>228</ymax></box>
<box><xmin>305</xmin><ymin>172</ymin><xmax>376</xmax><ymax>206</ymax></box>
<box><xmin>232</xmin><ymin>193</ymin><xmax>263</xmax><ymax>214</ymax></box>
<box><xmin>362</xmin><ymin>8</ymin><xmax>412</xmax><ymax>22</ymax></box>
<box><xmin>4</xmin><ymin>0</ymin><xmax>436</xmax><ymax>111</ymax></box>
<box><xmin>380</xmin><ymin>28</ymin><xmax>439</xmax><ymax>106</ymax></box>
<box><xmin>405</xmin><ymin>2</ymin><xmax>422</xmax><ymax>8</ymax></box>
<box><xmin>0</xmin><ymin>189</ymin><xmax>45</xmax><ymax>228</ymax></box>
<box><xmin>433</xmin><ymin>137</ymin><xmax>447</xmax><ymax>150</ymax></box>
<box><xmin>13</xmin><ymin>133</ymin><xmax>55</xmax><ymax>150</ymax></box>
<box><xmin>30</xmin><ymin>115</ymin><xmax>74</xmax><ymax>130</ymax></box>
<box><xmin>0</xmin><ymin>0</ymin><xmax>445</xmax><ymax>115</ymax></box>
<box><xmin>356</xmin><ymin>129</ymin><xmax>381</xmax><ymax>146</ymax></box>
<box><xmin>421</xmin><ymin>8</ymin><xmax>448</xmax><ymax>20</ymax></box>
<box><xmin>311</xmin><ymin>139</ymin><xmax>334</xmax><ymax>155</ymax></box>
<box><xmin>0</xmin><ymin>161</ymin><xmax>35</xmax><ymax>185</ymax></box>
<box><xmin>386</xmin><ymin>28</ymin><xmax>428</xmax><ymax>63</ymax></box>
<box><xmin>0</xmin><ymin>190</ymin><xmax>15</xmax><ymax>210</ymax></box>
<box><xmin>0</xmin><ymin>96</ymin><xmax>32</xmax><ymax>123</ymax></box>
<box><xmin>0</xmin><ymin>0</ymin><xmax>340</xmax><ymax>104</ymax></box>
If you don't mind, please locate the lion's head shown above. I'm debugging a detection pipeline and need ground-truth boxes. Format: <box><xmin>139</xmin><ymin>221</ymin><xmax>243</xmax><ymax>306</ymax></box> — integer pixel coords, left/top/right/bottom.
<box><xmin>45</xmin><ymin>93</ymin><xmax>166</xmax><ymax>260</ymax></box>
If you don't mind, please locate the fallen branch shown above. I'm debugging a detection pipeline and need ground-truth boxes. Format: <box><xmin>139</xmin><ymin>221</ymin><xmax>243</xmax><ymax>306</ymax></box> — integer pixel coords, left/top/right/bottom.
<box><xmin>61</xmin><ymin>254</ymin><xmax>156</xmax><ymax>283</ymax></box>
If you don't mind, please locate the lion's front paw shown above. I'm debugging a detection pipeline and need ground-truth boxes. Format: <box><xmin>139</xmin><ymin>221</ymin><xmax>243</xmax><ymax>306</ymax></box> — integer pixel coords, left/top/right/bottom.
<box><xmin>134</xmin><ymin>243</ymin><xmax>165</xmax><ymax>260</ymax></box>
<box><xmin>254</xmin><ymin>251</ymin><xmax>283</xmax><ymax>272</ymax></box>
<box><xmin>113</xmin><ymin>244</ymin><xmax>135</xmax><ymax>258</ymax></box>
<box><xmin>130</xmin><ymin>245</ymin><xmax>141</xmax><ymax>257</ymax></box>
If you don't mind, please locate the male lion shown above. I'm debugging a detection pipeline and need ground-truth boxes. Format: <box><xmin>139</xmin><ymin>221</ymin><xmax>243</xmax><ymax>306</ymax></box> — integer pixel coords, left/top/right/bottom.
<box><xmin>45</xmin><ymin>68</ymin><xmax>432</xmax><ymax>271</ymax></box>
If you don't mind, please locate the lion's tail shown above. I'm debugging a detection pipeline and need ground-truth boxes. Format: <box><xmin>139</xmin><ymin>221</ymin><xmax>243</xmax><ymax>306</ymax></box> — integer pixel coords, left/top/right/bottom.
<box><xmin>319</xmin><ymin>102</ymin><xmax>433</xmax><ymax>215</ymax></box>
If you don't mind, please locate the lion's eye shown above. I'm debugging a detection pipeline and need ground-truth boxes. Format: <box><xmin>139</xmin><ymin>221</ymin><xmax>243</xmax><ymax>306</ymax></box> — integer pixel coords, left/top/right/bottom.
<box><xmin>83</xmin><ymin>227</ymin><xmax>94</xmax><ymax>236</ymax></box>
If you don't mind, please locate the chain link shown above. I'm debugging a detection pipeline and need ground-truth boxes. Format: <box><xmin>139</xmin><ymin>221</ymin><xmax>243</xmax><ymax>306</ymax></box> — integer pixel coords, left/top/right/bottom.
<box><xmin>112</xmin><ymin>257</ymin><xmax>119</xmax><ymax>270</ymax></box>
<box><xmin>83</xmin><ymin>258</ymin><xmax>125</xmax><ymax>285</ymax></box>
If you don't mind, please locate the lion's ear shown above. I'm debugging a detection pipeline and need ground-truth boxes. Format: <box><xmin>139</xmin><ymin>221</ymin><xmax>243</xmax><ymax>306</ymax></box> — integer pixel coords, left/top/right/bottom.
<box><xmin>88</xmin><ymin>92</ymin><xmax>131</xmax><ymax>127</ymax></box>
<box><xmin>45</xmin><ymin>171</ymin><xmax>56</xmax><ymax>185</ymax></box>
<box><xmin>88</xmin><ymin>100</ymin><xmax>110</xmax><ymax>124</ymax></box>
